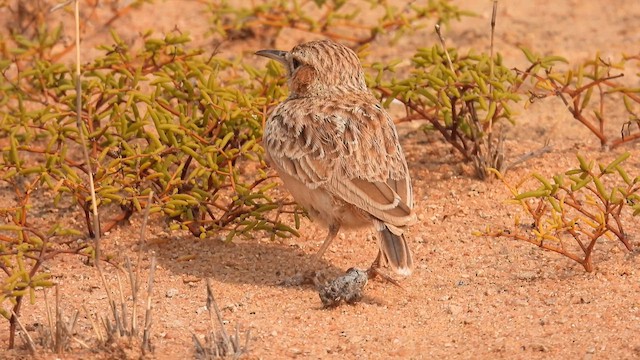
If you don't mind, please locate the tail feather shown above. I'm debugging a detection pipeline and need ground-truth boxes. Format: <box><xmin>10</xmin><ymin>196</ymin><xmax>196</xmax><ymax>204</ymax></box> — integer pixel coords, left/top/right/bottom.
<box><xmin>376</xmin><ymin>222</ymin><xmax>413</xmax><ymax>276</ymax></box>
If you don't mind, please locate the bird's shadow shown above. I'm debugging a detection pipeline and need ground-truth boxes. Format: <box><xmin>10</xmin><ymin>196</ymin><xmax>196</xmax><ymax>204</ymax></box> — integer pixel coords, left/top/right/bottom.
<box><xmin>149</xmin><ymin>234</ymin><xmax>343</xmax><ymax>287</ymax></box>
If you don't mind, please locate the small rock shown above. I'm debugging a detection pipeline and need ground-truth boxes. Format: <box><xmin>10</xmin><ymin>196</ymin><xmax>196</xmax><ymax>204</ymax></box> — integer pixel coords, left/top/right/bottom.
<box><xmin>544</xmin><ymin>297</ymin><xmax>557</xmax><ymax>306</ymax></box>
<box><xmin>576</xmin><ymin>295</ymin><xmax>593</xmax><ymax>304</ymax></box>
<box><xmin>182</xmin><ymin>275</ymin><xmax>201</xmax><ymax>284</ymax></box>
<box><xmin>223</xmin><ymin>303</ymin><xmax>238</xmax><ymax>312</ymax></box>
<box><xmin>447</xmin><ymin>304</ymin><xmax>463</xmax><ymax>316</ymax></box>
<box><xmin>165</xmin><ymin>288</ymin><xmax>179</xmax><ymax>298</ymax></box>
<box><xmin>195</xmin><ymin>306</ymin><xmax>208</xmax><ymax>315</ymax></box>
<box><xmin>349</xmin><ymin>335</ymin><xmax>362</xmax><ymax>344</ymax></box>
<box><xmin>511</xmin><ymin>298</ymin><xmax>529</xmax><ymax>307</ymax></box>
<box><xmin>516</xmin><ymin>271</ymin><xmax>538</xmax><ymax>281</ymax></box>
<box><xmin>530</xmin><ymin>343</ymin><xmax>549</xmax><ymax>352</ymax></box>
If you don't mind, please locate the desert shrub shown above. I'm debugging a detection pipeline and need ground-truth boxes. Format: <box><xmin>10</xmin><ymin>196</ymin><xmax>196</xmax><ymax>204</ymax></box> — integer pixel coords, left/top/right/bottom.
<box><xmin>370</xmin><ymin>44</ymin><xmax>523</xmax><ymax>179</ymax></box>
<box><xmin>209</xmin><ymin>0</ymin><xmax>473</xmax><ymax>46</ymax></box>
<box><xmin>518</xmin><ymin>50</ymin><xmax>640</xmax><ymax>149</ymax></box>
<box><xmin>370</xmin><ymin>43</ymin><xmax>640</xmax><ymax>179</ymax></box>
<box><xmin>0</xmin><ymin>27</ymin><xmax>299</xmax><ymax>236</ymax></box>
<box><xmin>478</xmin><ymin>153</ymin><xmax>640</xmax><ymax>272</ymax></box>
<box><xmin>0</xmin><ymin>18</ymin><xmax>298</xmax><ymax>350</ymax></box>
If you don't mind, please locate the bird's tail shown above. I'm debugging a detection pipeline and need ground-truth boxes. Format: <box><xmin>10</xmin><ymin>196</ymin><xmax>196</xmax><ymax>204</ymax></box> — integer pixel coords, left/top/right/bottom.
<box><xmin>375</xmin><ymin>221</ymin><xmax>413</xmax><ymax>276</ymax></box>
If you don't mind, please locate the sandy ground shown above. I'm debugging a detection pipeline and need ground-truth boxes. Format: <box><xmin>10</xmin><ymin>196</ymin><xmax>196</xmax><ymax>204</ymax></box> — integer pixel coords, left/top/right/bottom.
<box><xmin>2</xmin><ymin>0</ymin><xmax>640</xmax><ymax>359</ymax></box>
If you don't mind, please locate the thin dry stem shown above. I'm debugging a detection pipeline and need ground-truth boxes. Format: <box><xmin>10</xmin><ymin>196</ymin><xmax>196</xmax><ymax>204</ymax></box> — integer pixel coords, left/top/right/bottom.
<box><xmin>142</xmin><ymin>255</ymin><xmax>157</xmax><ymax>353</ymax></box>
<box><xmin>503</xmin><ymin>140</ymin><xmax>553</xmax><ymax>172</ymax></box>
<box><xmin>133</xmin><ymin>191</ymin><xmax>154</xmax><ymax>337</ymax></box>
<box><xmin>489</xmin><ymin>1</ymin><xmax>497</xmax><ymax>88</ymax></box>
<box><xmin>434</xmin><ymin>24</ymin><xmax>456</xmax><ymax>75</ymax></box>
<box><xmin>43</xmin><ymin>287</ymin><xmax>55</xmax><ymax>347</ymax></box>
<box><xmin>10</xmin><ymin>309</ymin><xmax>36</xmax><ymax>354</ymax></box>
<box><xmin>115</xmin><ymin>270</ymin><xmax>128</xmax><ymax>336</ymax></box>
<box><xmin>196</xmin><ymin>279</ymin><xmax>250</xmax><ymax>358</ymax></box>
<box><xmin>488</xmin><ymin>0</ymin><xmax>497</xmax><ymax>135</ymax></box>
<box><xmin>55</xmin><ymin>285</ymin><xmax>62</xmax><ymax>353</ymax></box>
<box><xmin>82</xmin><ymin>305</ymin><xmax>104</xmax><ymax>343</ymax></box>
<box><xmin>126</xmin><ymin>258</ymin><xmax>139</xmax><ymax>337</ymax></box>
<box><xmin>70</xmin><ymin>1</ymin><xmax>118</xmax><ymax>331</ymax></box>
<box><xmin>72</xmin><ymin>0</ymin><xmax>101</xmax><ymax>250</ymax></box>
<box><xmin>206</xmin><ymin>279</ymin><xmax>231</xmax><ymax>349</ymax></box>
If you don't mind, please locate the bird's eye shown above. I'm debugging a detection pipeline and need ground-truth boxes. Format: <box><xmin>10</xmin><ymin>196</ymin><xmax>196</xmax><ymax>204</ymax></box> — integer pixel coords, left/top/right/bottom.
<box><xmin>292</xmin><ymin>58</ymin><xmax>302</xmax><ymax>70</ymax></box>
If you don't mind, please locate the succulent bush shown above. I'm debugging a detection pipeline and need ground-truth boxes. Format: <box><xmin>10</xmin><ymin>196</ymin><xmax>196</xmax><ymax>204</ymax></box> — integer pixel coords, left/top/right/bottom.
<box><xmin>0</xmin><ymin>17</ymin><xmax>299</xmax><ymax>349</ymax></box>
<box><xmin>370</xmin><ymin>44</ymin><xmax>523</xmax><ymax>179</ymax></box>
<box><xmin>209</xmin><ymin>0</ymin><xmax>473</xmax><ymax>46</ymax></box>
<box><xmin>370</xmin><ymin>44</ymin><xmax>640</xmax><ymax>179</ymax></box>
<box><xmin>1</xmin><ymin>27</ymin><xmax>300</xmax><ymax>236</ymax></box>
<box><xmin>478</xmin><ymin>153</ymin><xmax>640</xmax><ymax>272</ymax></box>
<box><xmin>519</xmin><ymin>50</ymin><xmax>640</xmax><ymax>149</ymax></box>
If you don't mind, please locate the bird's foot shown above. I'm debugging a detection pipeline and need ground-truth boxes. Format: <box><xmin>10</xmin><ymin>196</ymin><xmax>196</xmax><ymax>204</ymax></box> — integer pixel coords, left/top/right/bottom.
<box><xmin>366</xmin><ymin>265</ymin><xmax>403</xmax><ymax>289</ymax></box>
<box><xmin>366</xmin><ymin>251</ymin><xmax>404</xmax><ymax>288</ymax></box>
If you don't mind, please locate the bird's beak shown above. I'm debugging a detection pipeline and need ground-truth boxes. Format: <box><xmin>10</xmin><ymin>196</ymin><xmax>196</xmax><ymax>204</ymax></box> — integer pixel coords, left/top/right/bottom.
<box><xmin>255</xmin><ymin>49</ymin><xmax>288</xmax><ymax>64</ymax></box>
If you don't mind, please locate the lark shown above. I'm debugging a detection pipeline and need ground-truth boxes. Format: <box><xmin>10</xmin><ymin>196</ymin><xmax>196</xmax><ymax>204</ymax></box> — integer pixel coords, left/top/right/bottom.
<box><xmin>256</xmin><ymin>39</ymin><xmax>415</xmax><ymax>278</ymax></box>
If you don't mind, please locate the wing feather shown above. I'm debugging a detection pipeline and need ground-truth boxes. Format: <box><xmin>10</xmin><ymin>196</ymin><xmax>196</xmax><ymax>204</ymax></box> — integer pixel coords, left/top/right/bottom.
<box><xmin>264</xmin><ymin>95</ymin><xmax>414</xmax><ymax>227</ymax></box>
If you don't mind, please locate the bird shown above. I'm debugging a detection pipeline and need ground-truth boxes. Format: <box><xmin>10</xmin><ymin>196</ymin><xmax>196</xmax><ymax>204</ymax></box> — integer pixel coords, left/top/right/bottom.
<box><xmin>256</xmin><ymin>39</ymin><xmax>416</xmax><ymax>279</ymax></box>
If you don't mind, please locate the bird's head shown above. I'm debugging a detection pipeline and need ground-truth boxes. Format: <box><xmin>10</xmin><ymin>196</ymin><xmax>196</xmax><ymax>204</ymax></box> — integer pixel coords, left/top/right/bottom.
<box><xmin>256</xmin><ymin>39</ymin><xmax>367</xmax><ymax>97</ymax></box>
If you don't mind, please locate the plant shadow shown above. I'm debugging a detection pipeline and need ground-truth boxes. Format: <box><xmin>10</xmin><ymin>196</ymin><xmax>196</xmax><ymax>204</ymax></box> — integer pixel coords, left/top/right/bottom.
<box><xmin>149</xmin><ymin>234</ymin><xmax>343</xmax><ymax>287</ymax></box>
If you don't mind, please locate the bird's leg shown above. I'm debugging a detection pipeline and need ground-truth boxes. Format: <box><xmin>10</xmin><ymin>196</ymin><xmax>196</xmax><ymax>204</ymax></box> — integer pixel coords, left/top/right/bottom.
<box><xmin>368</xmin><ymin>250</ymin><xmax>382</xmax><ymax>271</ymax></box>
<box><xmin>279</xmin><ymin>224</ymin><xmax>340</xmax><ymax>286</ymax></box>
<box><xmin>310</xmin><ymin>223</ymin><xmax>340</xmax><ymax>266</ymax></box>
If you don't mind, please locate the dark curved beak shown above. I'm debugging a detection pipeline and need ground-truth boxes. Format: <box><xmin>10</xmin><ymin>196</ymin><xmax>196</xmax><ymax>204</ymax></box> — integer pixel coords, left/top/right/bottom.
<box><xmin>255</xmin><ymin>49</ymin><xmax>288</xmax><ymax>64</ymax></box>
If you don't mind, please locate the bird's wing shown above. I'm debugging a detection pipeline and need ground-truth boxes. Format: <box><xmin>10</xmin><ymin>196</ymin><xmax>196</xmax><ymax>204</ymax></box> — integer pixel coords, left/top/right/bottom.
<box><xmin>264</xmin><ymin>97</ymin><xmax>414</xmax><ymax>227</ymax></box>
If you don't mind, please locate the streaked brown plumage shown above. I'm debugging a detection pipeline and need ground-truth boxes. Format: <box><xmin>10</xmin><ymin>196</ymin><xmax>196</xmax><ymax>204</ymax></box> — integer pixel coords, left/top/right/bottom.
<box><xmin>256</xmin><ymin>39</ymin><xmax>415</xmax><ymax>276</ymax></box>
